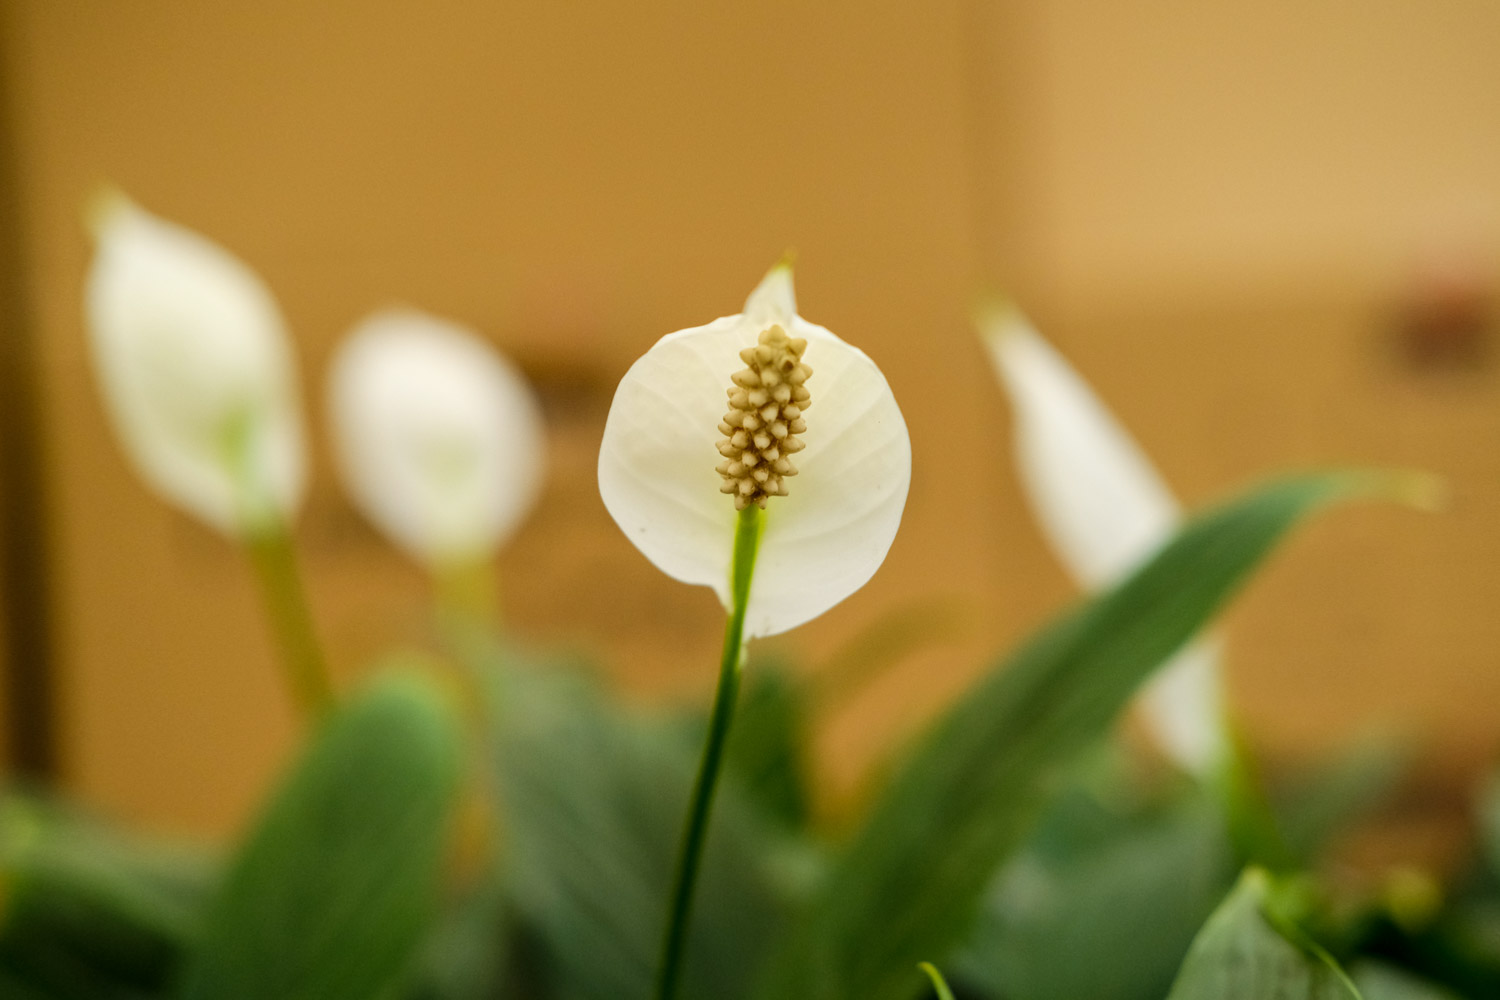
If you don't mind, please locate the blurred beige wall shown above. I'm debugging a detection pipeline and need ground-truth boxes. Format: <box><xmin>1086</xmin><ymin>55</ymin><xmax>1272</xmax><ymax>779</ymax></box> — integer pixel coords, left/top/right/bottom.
<box><xmin>0</xmin><ymin>1</ymin><xmax>1498</xmax><ymax>837</ymax></box>
<box><xmin>1016</xmin><ymin>1</ymin><xmax>1500</xmax><ymax>309</ymax></box>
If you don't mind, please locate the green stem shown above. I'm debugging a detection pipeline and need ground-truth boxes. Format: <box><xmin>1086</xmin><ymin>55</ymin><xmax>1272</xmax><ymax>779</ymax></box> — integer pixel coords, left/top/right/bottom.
<box><xmin>655</xmin><ymin>504</ymin><xmax>763</xmax><ymax>1000</ymax></box>
<box><xmin>245</xmin><ymin>522</ymin><xmax>334</xmax><ymax>719</ymax></box>
<box><xmin>1214</xmin><ymin>718</ymin><xmax>1294</xmax><ymax>872</ymax></box>
<box><xmin>435</xmin><ymin>557</ymin><xmax>500</xmax><ymax>633</ymax></box>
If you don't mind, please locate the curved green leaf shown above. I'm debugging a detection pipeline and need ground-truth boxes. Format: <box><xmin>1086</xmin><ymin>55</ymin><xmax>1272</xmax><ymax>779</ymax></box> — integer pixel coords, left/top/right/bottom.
<box><xmin>753</xmin><ymin>472</ymin><xmax>1418</xmax><ymax>1000</ymax></box>
<box><xmin>1349</xmin><ymin>961</ymin><xmax>1462</xmax><ymax>1000</ymax></box>
<box><xmin>1167</xmin><ymin>870</ymin><xmax>1358</xmax><ymax>999</ymax></box>
<box><xmin>178</xmin><ymin>671</ymin><xmax>463</xmax><ymax>1000</ymax></box>
<box><xmin>917</xmin><ymin>962</ymin><xmax>955</xmax><ymax>1000</ymax></box>
<box><xmin>959</xmin><ymin>791</ymin><xmax>1235</xmax><ymax>1000</ymax></box>
<box><xmin>0</xmin><ymin>795</ymin><xmax>212</xmax><ymax>997</ymax></box>
<box><xmin>480</xmin><ymin>654</ymin><xmax>794</xmax><ymax>1000</ymax></box>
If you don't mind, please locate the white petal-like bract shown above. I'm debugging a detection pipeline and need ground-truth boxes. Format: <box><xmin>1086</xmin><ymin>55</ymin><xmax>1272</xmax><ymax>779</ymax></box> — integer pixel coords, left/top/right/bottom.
<box><xmin>328</xmin><ymin>309</ymin><xmax>546</xmax><ymax>567</ymax></box>
<box><xmin>599</xmin><ymin>265</ymin><xmax>911</xmax><ymax>638</ymax></box>
<box><xmin>85</xmin><ymin>192</ymin><xmax>306</xmax><ymax>537</ymax></box>
<box><xmin>981</xmin><ymin>301</ymin><xmax>1228</xmax><ymax>773</ymax></box>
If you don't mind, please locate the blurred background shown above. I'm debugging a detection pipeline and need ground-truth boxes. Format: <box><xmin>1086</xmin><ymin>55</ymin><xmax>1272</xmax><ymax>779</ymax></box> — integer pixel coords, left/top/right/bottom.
<box><xmin>0</xmin><ymin>1</ymin><xmax>1498</xmax><ymax>844</ymax></box>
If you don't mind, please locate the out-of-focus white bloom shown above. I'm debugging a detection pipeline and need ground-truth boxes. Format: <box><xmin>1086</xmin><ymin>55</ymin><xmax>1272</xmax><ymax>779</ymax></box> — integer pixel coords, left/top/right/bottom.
<box><xmin>980</xmin><ymin>300</ymin><xmax>1228</xmax><ymax>775</ymax></box>
<box><xmin>85</xmin><ymin>191</ymin><xmax>306</xmax><ymax>537</ymax></box>
<box><xmin>328</xmin><ymin>309</ymin><xmax>545</xmax><ymax>568</ymax></box>
<box><xmin>598</xmin><ymin>262</ymin><xmax>911</xmax><ymax>638</ymax></box>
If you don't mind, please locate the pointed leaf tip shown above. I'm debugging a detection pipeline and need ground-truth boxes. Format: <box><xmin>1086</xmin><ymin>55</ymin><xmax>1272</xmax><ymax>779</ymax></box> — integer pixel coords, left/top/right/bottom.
<box><xmin>918</xmin><ymin>963</ymin><xmax>956</xmax><ymax>1000</ymax></box>
<box><xmin>1376</xmin><ymin>470</ymin><xmax>1447</xmax><ymax>513</ymax></box>
<box><xmin>1313</xmin><ymin>469</ymin><xmax>1447</xmax><ymax>515</ymax></box>
<box><xmin>1166</xmin><ymin>868</ymin><xmax>1361</xmax><ymax>1000</ymax></box>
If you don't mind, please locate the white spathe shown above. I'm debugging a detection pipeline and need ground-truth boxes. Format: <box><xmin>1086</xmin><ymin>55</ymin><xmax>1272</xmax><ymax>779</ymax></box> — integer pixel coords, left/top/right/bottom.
<box><xmin>599</xmin><ymin>264</ymin><xmax>911</xmax><ymax>638</ymax></box>
<box><xmin>981</xmin><ymin>301</ymin><xmax>1228</xmax><ymax>775</ymax></box>
<box><xmin>85</xmin><ymin>191</ymin><xmax>306</xmax><ymax>537</ymax></box>
<box><xmin>328</xmin><ymin>309</ymin><xmax>546</xmax><ymax>568</ymax></box>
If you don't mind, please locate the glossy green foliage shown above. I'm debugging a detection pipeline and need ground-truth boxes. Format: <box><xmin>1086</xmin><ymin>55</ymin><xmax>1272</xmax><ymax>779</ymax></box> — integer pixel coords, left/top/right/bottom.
<box><xmin>754</xmin><ymin>473</ymin><xmax>1390</xmax><ymax>1000</ymax></box>
<box><xmin>1166</xmin><ymin>870</ymin><xmax>1357</xmax><ymax>1000</ymax></box>
<box><xmin>475</xmin><ymin>645</ymin><xmax>798</xmax><ymax>1000</ymax></box>
<box><xmin>177</xmin><ymin>671</ymin><xmax>464</xmax><ymax>1000</ymax></box>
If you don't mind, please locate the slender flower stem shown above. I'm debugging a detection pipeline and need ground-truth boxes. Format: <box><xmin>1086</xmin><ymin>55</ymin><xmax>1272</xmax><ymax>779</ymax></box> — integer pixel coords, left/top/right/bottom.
<box><xmin>1214</xmin><ymin>719</ymin><xmax>1294</xmax><ymax>872</ymax></box>
<box><xmin>245</xmin><ymin>522</ymin><xmax>334</xmax><ymax>719</ymax></box>
<box><xmin>655</xmin><ymin>503</ymin><xmax>763</xmax><ymax>1000</ymax></box>
<box><xmin>435</xmin><ymin>557</ymin><xmax>500</xmax><ymax>632</ymax></box>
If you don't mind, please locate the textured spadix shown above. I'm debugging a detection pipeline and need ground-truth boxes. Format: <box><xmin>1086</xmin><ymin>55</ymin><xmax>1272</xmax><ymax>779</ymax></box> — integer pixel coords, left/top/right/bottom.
<box><xmin>981</xmin><ymin>301</ymin><xmax>1227</xmax><ymax>774</ymax></box>
<box><xmin>599</xmin><ymin>264</ymin><xmax>910</xmax><ymax>638</ymax></box>
<box><xmin>85</xmin><ymin>191</ymin><xmax>306</xmax><ymax>537</ymax></box>
<box><xmin>328</xmin><ymin>309</ymin><xmax>545</xmax><ymax>567</ymax></box>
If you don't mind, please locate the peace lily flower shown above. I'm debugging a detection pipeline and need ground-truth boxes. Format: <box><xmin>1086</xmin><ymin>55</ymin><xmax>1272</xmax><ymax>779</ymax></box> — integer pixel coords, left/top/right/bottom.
<box><xmin>978</xmin><ymin>299</ymin><xmax>1228</xmax><ymax>776</ymax></box>
<box><xmin>599</xmin><ymin>261</ymin><xmax>911</xmax><ymax>638</ymax></box>
<box><xmin>85</xmin><ymin>191</ymin><xmax>329</xmax><ymax>715</ymax></box>
<box><xmin>85</xmin><ymin>190</ymin><xmax>306</xmax><ymax>538</ymax></box>
<box><xmin>327</xmin><ymin>309</ymin><xmax>546</xmax><ymax>571</ymax></box>
<box><xmin>599</xmin><ymin>260</ymin><xmax>909</xmax><ymax>1000</ymax></box>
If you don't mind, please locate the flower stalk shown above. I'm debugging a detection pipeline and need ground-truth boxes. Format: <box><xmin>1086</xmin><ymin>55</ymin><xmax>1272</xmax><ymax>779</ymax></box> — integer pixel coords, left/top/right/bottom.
<box><xmin>1214</xmin><ymin>724</ymin><xmax>1294</xmax><ymax>872</ymax></box>
<box><xmin>244</xmin><ymin>520</ymin><xmax>333</xmax><ymax>719</ymax></box>
<box><xmin>655</xmin><ymin>502</ymin><xmax>763</xmax><ymax>1000</ymax></box>
<box><xmin>434</xmin><ymin>557</ymin><xmax>501</xmax><ymax>632</ymax></box>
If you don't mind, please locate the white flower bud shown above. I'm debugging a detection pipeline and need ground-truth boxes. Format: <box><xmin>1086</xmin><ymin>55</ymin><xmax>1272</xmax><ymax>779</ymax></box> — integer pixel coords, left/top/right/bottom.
<box><xmin>327</xmin><ymin>309</ymin><xmax>545</xmax><ymax>568</ymax></box>
<box><xmin>980</xmin><ymin>300</ymin><xmax>1227</xmax><ymax>774</ymax></box>
<box><xmin>85</xmin><ymin>192</ymin><xmax>306</xmax><ymax>537</ymax></box>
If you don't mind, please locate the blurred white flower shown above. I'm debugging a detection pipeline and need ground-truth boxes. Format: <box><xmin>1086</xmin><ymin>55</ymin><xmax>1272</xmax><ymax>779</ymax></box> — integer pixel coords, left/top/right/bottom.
<box><xmin>598</xmin><ymin>262</ymin><xmax>911</xmax><ymax>638</ymax></box>
<box><xmin>980</xmin><ymin>300</ymin><xmax>1228</xmax><ymax>775</ymax></box>
<box><xmin>328</xmin><ymin>309</ymin><xmax>545</xmax><ymax>568</ymax></box>
<box><xmin>85</xmin><ymin>190</ymin><xmax>306</xmax><ymax>537</ymax></box>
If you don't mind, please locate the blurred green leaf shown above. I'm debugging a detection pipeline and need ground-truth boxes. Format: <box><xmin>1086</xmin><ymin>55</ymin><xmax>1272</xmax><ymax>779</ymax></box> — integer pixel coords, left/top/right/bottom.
<box><xmin>720</xmin><ymin>660</ymin><xmax>813</xmax><ymax>830</ymax></box>
<box><xmin>958</xmin><ymin>791</ymin><xmax>1235</xmax><ymax>1000</ymax></box>
<box><xmin>0</xmin><ymin>795</ymin><xmax>213</xmax><ymax>998</ymax></box>
<box><xmin>1348</xmin><ymin>961</ymin><xmax>1461</xmax><ymax>1000</ymax></box>
<box><xmin>1167</xmin><ymin>870</ymin><xmax>1358</xmax><ymax>999</ymax></box>
<box><xmin>1478</xmin><ymin>771</ymin><xmax>1500</xmax><ymax>878</ymax></box>
<box><xmin>178</xmin><ymin>670</ymin><xmax>464</xmax><ymax>1000</ymax></box>
<box><xmin>475</xmin><ymin>644</ymin><xmax>800</xmax><ymax>1000</ymax></box>
<box><xmin>0</xmin><ymin>967</ymin><xmax>55</xmax><ymax>1000</ymax></box>
<box><xmin>1276</xmin><ymin>732</ymin><xmax>1411</xmax><ymax>863</ymax></box>
<box><xmin>753</xmin><ymin>472</ymin><xmax>1408</xmax><ymax>1000</ymax></box>
<box><xmin>401</xmin><ymin>879</ymin><xmax>512</xmax><ymax>1000</ymax></box>
<box><xmin>1356</xmin><ymin>893</ymin><xmax>1500</xmax><ymax>1000</ymax></box>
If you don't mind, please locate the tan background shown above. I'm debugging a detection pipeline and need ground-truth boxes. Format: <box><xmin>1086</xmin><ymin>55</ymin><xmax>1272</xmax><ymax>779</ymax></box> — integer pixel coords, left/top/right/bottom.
<box><xmin>1</xmin><ymin>1</ymin><xmax>1498</xmax><ymax>839</ymax></box>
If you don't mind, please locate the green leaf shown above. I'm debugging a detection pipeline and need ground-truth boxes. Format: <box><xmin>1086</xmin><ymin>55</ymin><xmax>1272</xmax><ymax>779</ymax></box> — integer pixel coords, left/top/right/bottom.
<box><xmin>478</xmin><ymin>646</ymin><xmax>798</xmax><ymax>1000</ymax></box>
<box><xmin>1167</xmin><ymin>870</ymin><xmax>1358</xmax><ymax>999</ymax></box>
<box><xmin>1348</xmin><ymin>961</ymin><xmax>1462</xmax><ymax>1000</ymax></box>
<box><xmin>0</xmin><ymin>795</ymin><xmax>213</xmax><ymax>998</ymax></box>
<box><xmin>400</xmin><ymin>878</ymin><xmax>512</xmax><ymax>1000</ymax></box>
<box><xmin>720</xmin><ymin>659</ymin><xmax>813</xmax><ymax>830</ymax></box>
<box><xmin>1276</xmin><ymin>732</ymin><xmax>1411</xmax><ymax>863</ymax></box>
<box><xmin>1478</xmin><ymin>770</ymin><xmax>1500</xmax><ymax>877</ymax></box>
<box><xmin>178</xmin><ymin>670</ymin><xmax>464</xmax><ymax>1000</ymax></box>
<box><xmin>958</xmin><ymin>790</ymin><xmax>1236</xmax><ymax>1000</ymax></box>
<box><xmin>753</xmin><ymin>472</ymin><xmax>1413</xmax><ymax>1000</ymax></box>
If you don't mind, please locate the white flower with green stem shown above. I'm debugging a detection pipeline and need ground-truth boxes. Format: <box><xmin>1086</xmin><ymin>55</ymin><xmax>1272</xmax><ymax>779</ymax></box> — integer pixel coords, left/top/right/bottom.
<box><xmin>85</xmin><ymin>191</ymin><xmax>330</xmax><ymax>716</ymax></box>
<box><xmin>327</xmin><ymin>308</ymin><xmax>545</xmax><ymax>620</ymax></box>
<box><xmin>599</xmin><ymin>260</ymin><xmax>910</xmax><ymax>1000</ymax></box>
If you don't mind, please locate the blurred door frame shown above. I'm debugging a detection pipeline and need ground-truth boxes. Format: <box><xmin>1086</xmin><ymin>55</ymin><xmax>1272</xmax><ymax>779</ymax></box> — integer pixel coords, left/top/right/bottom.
<box><xmin>0</xmin><ymin>12</ymin><xmax>57</xmax><ymax>779</ymax></box>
